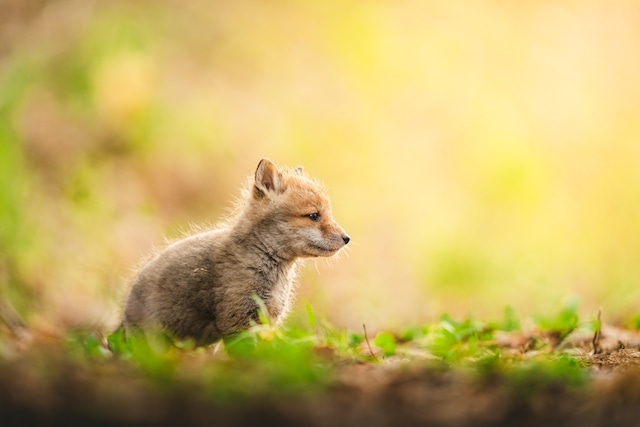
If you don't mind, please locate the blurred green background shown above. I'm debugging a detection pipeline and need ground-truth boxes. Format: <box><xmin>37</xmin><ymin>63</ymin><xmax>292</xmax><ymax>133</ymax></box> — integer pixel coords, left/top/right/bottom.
<box><xmin>2</xmin><ymin>0</ymin><xmax>639</xmax><ymax>332</ymax></box>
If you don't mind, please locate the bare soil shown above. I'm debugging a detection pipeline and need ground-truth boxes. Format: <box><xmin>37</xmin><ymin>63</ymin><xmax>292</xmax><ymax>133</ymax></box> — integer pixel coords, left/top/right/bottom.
<box><xmin>1</xmin><ymin>325</ymin><xmax>640</xmax><ymax>427</ymax></box>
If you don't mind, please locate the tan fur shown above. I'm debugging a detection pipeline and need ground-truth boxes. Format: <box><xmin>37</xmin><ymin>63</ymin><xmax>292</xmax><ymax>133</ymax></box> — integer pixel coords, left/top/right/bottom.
<box><xmin>122</xmin><ymin>159</ymin><xmax>349</xmax><ymax>346</ymax></box>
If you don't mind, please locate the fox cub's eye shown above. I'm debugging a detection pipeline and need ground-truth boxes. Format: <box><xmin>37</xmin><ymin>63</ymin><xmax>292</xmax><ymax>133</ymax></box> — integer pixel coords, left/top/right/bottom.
<box><xmin>306</xmin><ymin>212</ymin><xmax>321</xmax><ymax>222</ymax></box>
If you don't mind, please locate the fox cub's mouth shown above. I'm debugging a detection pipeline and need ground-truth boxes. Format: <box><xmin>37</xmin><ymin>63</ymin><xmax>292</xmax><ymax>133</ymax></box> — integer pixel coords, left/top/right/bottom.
<box><xmin>308</xmin><ymin>234</ymin><xmax>350</xmax><ymax>256</ymax></box>
<box><xmin>310</xmin><ymin>243</ymin><xmax>341</xmax><ymax>254</ymax></box>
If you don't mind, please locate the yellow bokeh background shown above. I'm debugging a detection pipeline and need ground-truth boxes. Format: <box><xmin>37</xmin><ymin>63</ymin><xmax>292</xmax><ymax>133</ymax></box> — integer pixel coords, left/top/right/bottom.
<box><xmin>2</xmin><ymin>0</ymin><xmax>640</xmax><ymax>332</ymax></box>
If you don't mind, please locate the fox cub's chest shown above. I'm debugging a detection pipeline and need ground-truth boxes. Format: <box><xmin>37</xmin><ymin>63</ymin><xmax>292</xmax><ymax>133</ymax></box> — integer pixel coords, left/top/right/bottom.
<box><xmin>263</xmin><ymin>265</ymin><xmax>297</xmax><ymax>321</ymax></box>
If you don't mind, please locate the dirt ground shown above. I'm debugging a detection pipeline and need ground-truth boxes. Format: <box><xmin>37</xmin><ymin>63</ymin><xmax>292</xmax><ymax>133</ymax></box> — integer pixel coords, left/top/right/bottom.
<box><xmin>1</xmin><ymin>325</ymin><xmax>640</xmax><ymax>427</ymax></box>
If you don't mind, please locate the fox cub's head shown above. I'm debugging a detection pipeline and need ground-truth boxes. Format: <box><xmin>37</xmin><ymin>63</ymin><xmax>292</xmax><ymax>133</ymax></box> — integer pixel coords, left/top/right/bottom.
<box><xmin>249</xmin><ymin>158</ymin><xmax>350</xmax><ymax>259</ymax></box>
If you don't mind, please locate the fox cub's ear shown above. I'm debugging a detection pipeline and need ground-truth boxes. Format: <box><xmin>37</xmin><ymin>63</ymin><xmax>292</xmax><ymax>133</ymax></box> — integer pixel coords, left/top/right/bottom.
<box><xmin>255</xmin><ymin>158</ymin><xmax>285</xmax><ymax>196</ymax></box>
<box><xmin>294</xmin><ymin>166</ymin><xmax>304</xmax><ymax>176</ymax></box>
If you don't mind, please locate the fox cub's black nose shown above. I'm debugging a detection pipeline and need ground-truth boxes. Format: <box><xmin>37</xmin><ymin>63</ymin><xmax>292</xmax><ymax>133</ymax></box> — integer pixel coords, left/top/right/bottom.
<box><xmin>342</xmin><ymin>234</ymin><xmax>351</xmax><ymax>245</ymax></box>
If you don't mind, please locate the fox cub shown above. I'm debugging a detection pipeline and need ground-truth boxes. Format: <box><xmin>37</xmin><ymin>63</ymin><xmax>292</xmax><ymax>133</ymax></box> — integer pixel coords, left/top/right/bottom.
<box><xmin>122</xmin><ymin>159</ymin><xmax>350</xmax><ymax>346</ymax></box>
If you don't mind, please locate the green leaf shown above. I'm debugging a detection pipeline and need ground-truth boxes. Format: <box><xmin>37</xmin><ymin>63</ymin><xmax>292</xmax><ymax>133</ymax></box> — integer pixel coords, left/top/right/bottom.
<box><xmin>305</xmin><ymin>303</ymin><xmax>317</xmax><ymax>329</ymax></box>
<box><xmin>631</xmin><ymin>313</ymin><xmax>640</xmax><ymax>330</ymax></box>
<box><xmin>501</xmin><ymin>305</ymin><xmax>521</xmax><ymax>332</ymax></box>
<box><xmin>251</xmin><ymin>294</ymin><xmax>271</xmax><ymax>326</ymax></box>
<box><xmin>373</xmin><ymin>331</ymin><xmax>397</xmax><ymax>357</ymax></box>
<box><xmin>535</xmin><ymin>298</ymin><xmax>580</xmax><ymax>343</ymax></box>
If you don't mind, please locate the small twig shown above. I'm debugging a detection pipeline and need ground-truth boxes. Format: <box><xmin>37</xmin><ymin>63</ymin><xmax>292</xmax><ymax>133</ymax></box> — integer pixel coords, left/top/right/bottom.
<box><xmin>362</xmin><ymin>323</ymin><xmax>379</xmax><ymax>362</ymax></box>
<box><xmin>592</xmin><ymin>308</ymin><xmax>602</xmax><ymax>355</ymax></box>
